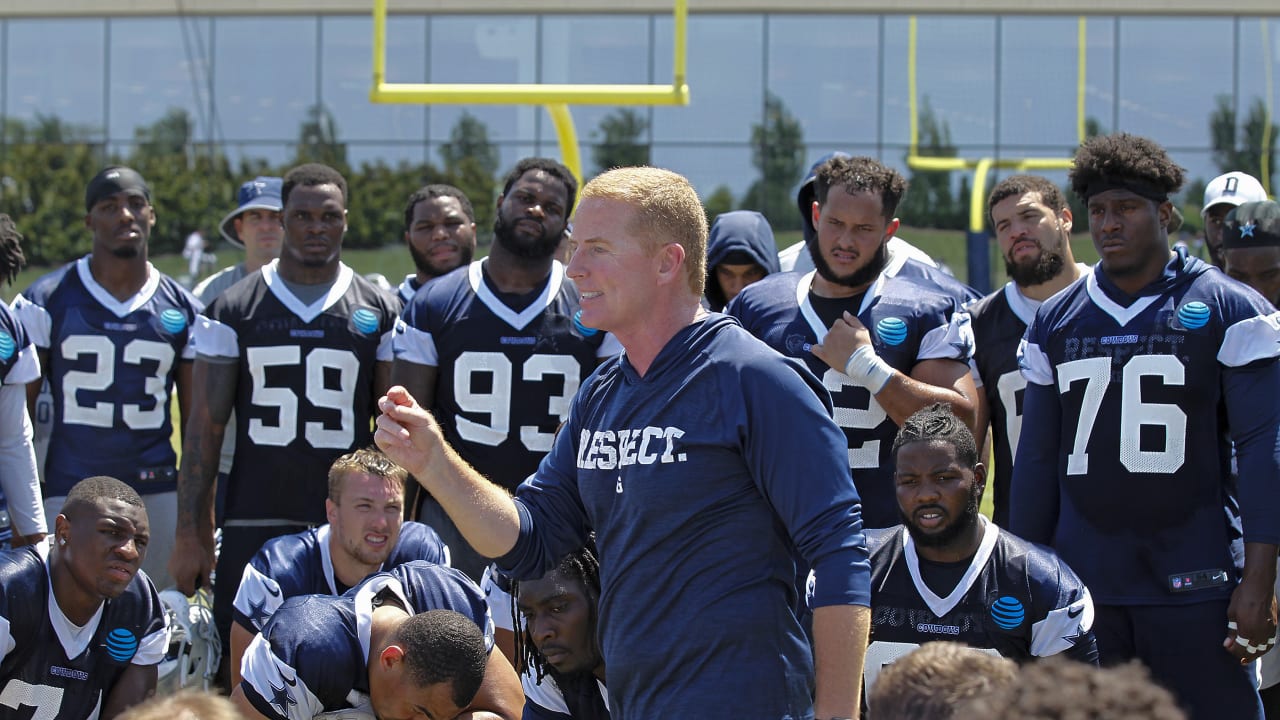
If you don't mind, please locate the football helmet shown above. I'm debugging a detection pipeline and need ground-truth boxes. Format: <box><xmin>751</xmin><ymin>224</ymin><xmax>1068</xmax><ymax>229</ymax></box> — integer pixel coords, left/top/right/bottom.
<box><xmin>157</xmin><ymin>587</ymin><xmax>221</xmax><ymax>694</ymax></box>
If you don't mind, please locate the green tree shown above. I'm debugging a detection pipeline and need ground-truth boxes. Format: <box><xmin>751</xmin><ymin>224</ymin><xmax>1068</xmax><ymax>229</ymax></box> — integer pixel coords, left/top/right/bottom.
<box><xmin>741</xmin><ymin>93</ymin><xmax>804</xmax><ymax>231</ymax></box>
<box><xmin>0</xmin><ymin>115</ymin><xmax>104</xmax><ymax>264</ymax></box>
<box><xmin>345</xmin><ymin>159</ymin><xmax>446</xmax><ymax>249</ymax></box>
<box><xmin>294</xmin><ymin>103</ymin><xmax>348</xmax><ymax>170</ymax></box>
<box><xmin>1210</xmin><ymin>95</ymin><xmax>1278</xmax><ymax>185</ymax></box>
<box><xmin>128</xmin><ymin>108</ymin><xmax>237</xmax><ymax>255</ymax></box>
<box><xmin>590</xmin><ymin>108</ymin><xmax>650</xmax><ymax>174</ymax></box>
<box><xmin>900</xmin><ymin>96</ymin><xmax>962</xmax><ymax>230</ymax></box>
<box><xmin>704</xmin><ymin>185</ymin><xmax>735</xmax><ymax>226</ymax></box>
<box><xmin>440</xmin><ymin>112</ymin><xmax>499</xmax><ymax>242</ymax></box>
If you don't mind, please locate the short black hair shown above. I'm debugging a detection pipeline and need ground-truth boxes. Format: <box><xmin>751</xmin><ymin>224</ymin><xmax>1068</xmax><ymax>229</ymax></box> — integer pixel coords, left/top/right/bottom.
<box><xmin>891</xmin><ymin>403</ymin><xmax>978</xmax><ymax>468</ymax></box>
<box><xmin>0</xmin><ymin>214</ymin><xmax>27</xmax><ymax>285</ymax></box>
<box><xmin>500</xmin><ymin>158</ymin><xmax>578</xmax><ymax>214</ymax></box>
<box><xmin>1068</xmin><ymin>132</ymin><xmax>1185</xmax><ymax>203</ymax></box>
<box><xmin>393</xmin><ymin>609</ymin><xmax>488</xmax><ymax>709</ymax></box>
<box><xmin>63</xmin><ymin>476</ymin><xmax>144</xmax><ymax>518</ymax></box>
<box><xmin>813</xmin><ymin>156</ymin><xmax>908</xmax><ymax>219</ymax></box>
<box><xmin>404</xmin><ymin>184</ymin><xmax>475</xmax><ymax>232</ymax></box>
<box><xmin>512</xmin><ymin>539</ymin><xmax>601</xmax><ymax>683</ymax></box>
<box><xmin>282</xmin><ymin>163</ymin><xmax>349</xmax><ymax>206</ymax></box>
<box><xmin>987</xmin><ymin>175</ymin><xmax>1068</xmax><ymax>221</ymax></box>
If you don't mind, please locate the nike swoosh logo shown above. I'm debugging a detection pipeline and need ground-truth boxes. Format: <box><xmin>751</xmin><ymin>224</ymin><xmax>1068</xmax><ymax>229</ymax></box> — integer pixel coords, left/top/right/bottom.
<box><xmin>264</xmin><ymin>584</ymin><xmax>281</xmax><ymax>598</ymax></box>
<box><xmin>1067</xmin><ymin>605</ymin><xmax>1084</xmax><ymax>619</ymax></box>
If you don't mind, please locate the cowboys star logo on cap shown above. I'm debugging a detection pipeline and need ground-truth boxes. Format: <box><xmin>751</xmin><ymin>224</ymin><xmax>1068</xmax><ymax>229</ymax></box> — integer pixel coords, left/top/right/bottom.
<box><xmin>1241</xmin><ymin>221</ymin><xmax>1257</xmax><ymax>238</ymax></box>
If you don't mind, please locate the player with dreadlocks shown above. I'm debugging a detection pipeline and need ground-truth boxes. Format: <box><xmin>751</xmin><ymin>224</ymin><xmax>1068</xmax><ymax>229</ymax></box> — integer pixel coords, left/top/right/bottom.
<box><xmin>0</xmin><ymin>214</ymin><xmax>44</xmax><ymax>548</ymax></box>
<box><xmin>512</xmin><ymin>539</ymin><xmax>608</xmax><ymax>720</ymax></box>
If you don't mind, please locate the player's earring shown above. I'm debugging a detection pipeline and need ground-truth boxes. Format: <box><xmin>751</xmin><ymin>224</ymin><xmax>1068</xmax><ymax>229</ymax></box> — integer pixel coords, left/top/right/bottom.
<box><xmin>58</xmin><ymin>537</ymin><xmax>66</xmax><ymax>546</ymax></box>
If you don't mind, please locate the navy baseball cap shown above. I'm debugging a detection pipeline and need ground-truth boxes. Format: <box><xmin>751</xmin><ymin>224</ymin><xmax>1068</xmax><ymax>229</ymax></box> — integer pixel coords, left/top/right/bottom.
<box><xmin>1223</xmin><ymin>200</ymin><xmax>1280</xmax><ymax>250</ymax></box>
<box><xmin>219</xmin><ymin>177</ymin><xmax>283</xmax><ymax>248</ymax></box>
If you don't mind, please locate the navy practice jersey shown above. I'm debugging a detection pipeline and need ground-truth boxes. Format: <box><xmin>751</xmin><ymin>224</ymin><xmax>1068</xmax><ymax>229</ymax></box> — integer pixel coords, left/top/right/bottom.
<box><xmin>524</xmin><ymin>671</ymin><xmax>611</xmax><ymax>720</ymax></box>
<box><xmin>396</xmin><ymin>274</ymin><xmax>419</xmax><ymax>305</ymax></box>
<box><xmin>729</xmin><ymin>259</ymin><xmax>974</xmax><ymax>528</ymax></box>
<box><xmin>394</xmin><ymin>259</ymin><xmax>621</xmax><ymax>491</ymax></box>
<box><xmin>1015</xmin><ymin>254</ymin><xmax>1280</xmax><ymax>604</ymax></box>
<box><xmin>964</xmin><ymin>283</ymin><xmax>1044</xmax><ymax>528</ymax></box>
<box><xmin>862</xmin><ymin>520</ymin><xmax>1096</xmax><ymax>698</ymax></box>
<box><xmin>195</xmin><ymin>261</ymin><xmax>398</xmax><ymax>523</ymax></box>
<box><xmin>0</xmin><ymin>302</ymin><xmax>39</xmax><ymax>389</ymax></box>
<box><xmin>12</xmin><ymin>257</ymin><xmax>201</xmax><ymax>496</ymax></box>
<box><xmin>500</xmin><ymin>315</ymin><xmax>870</xmax><ymax>719</ymax></box>
<box><xmin>239</xmin><ymin>561</ymin><xmax>494</xmax><ymax>719</ymax></box>
<box><xmin>232</xmin><ymin>521</ymin><xmax>451</xmax><ymax>632</ymax></box>
<box><xmin>0</xmin><ymin>546</ymin><xmax>168</xmax><ymax>720</ymax></box>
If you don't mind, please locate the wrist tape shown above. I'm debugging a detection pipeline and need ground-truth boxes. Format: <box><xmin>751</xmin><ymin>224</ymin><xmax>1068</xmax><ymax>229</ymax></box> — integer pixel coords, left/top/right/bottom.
<box><xmin>843</xmin><ymin>345</ymin><xmax>894</xmax><ymax>393</ymax></box>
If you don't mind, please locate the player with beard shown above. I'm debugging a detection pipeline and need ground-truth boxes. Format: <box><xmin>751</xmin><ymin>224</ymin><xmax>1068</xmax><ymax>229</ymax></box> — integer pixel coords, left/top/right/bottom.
<box><xmin>854</xmin><ymin>404</ymin><xmax>1096</xmax><ymax>704</ymax></box>
<box><xmin>226</xmin><ymin>447</ymin><xmax>449</xmax><ymax>689</ymax></box>
<box><xmin>392</xmin><ymin>158</ymin><xmax>620</xmax><ymax>580</ymax></box>
<box><xmin>397</xmin><ymin>184</ymin><xmax>477</xmax><ymax>304</ymax></box>
<box><xmin>729</xmin><ymin>155</ymin><xmax>979</xmax><ymax>529</ymax></box>
<box><xmin>959</xmin><ymin>175</ymin><xmax>1086</xmax><ymax>528</ymax></box>
<box><xmin>13</xmin><ymin>166</ymin><xmax>202</xmax><ymax>588</ymax></box>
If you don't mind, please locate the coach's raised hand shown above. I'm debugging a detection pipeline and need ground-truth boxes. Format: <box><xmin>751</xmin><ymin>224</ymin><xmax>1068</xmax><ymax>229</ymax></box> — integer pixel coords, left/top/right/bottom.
<box><xmin>376</xmin><ymin>386</ymin><xmax>522</xmax><ymax>559</ymax></box>
<box><xmin>375</xmin><ymin>385</ymin><xmax>445</xmax><ymax>478</ymax></box>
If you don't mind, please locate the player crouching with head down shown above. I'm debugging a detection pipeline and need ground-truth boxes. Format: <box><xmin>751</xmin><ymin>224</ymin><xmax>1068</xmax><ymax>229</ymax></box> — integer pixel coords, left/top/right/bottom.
<box><xmin>852</xmin><ymin>404</ymin><xmax>1097</xmax><ymax>705</ymax></box>
<box><xmin>231</xmin><ymin>560</ymin><xmax>522</xmax><ymax>720</ymax></box>
<box><xmin>0</xmin><ymin>476</ymin><xmax>169</xmax><ymax>719</ymax></box>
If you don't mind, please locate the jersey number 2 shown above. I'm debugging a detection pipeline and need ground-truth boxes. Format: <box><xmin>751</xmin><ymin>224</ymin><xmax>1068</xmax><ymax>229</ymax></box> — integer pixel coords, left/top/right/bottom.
<box><xmin>61</xmin><ymin>335</ymin><xmax>175</xmax><ymax>430</ymax></box>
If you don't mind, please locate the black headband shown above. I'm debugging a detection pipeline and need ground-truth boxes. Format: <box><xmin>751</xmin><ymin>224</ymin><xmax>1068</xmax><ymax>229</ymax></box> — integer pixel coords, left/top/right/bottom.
<box><xmin>85</xmin><ymin>167</ymin><xmax>150</xmax><ymax>212</ymax></box>
<box><xmin>1082</xmin><ymin>176</ymin><xmax>1169</xmax><ymax>204</ymax></box>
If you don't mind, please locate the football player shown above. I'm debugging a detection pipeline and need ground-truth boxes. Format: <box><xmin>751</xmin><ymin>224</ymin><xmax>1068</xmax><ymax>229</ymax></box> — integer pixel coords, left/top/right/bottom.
<box><xmin>228</xmin><ymin>447</ymin><xmax>449</xmax><ymax>687</ymax></box>
<box><xmin>12</xmin><ymin>166</ymin><xmax>202</xmax><ymax>587</ymax></box>
<box><xmin>1201</xmin><ymin>171</ymin><xmax>1268</xmax><ymax>269</ymax></box>
<box><xmin>860</xmin><ymin>404</ymin><xmax>1096</xmax><ymax>702</ymax></box>
<box><xmin>514</xmin><ymin>543</ymin><xmax>608</xmax><ymax>720</ymax></box>
<box><xmin>1221</xmin><ymin>201</ymin><xmax>1280</xmax><ymax>719</ymax></box>
<box><xmin>193</xmin><ymin>176</ymin><xmax>285</xmax><ymax>528</ymax></box>
<box><xmin>232</xmin><ymin>561</ymin><xmax>522</xmax><ymax>720</ymax></box>
<box><xmin>171</xmin><ymin>163</ymin><xmax>401</xmax><ymax>684</ymax></box>
<box><xmin>0</xmin><ymin>214</ymin><xmax>43</xmax><ymax>548</ymax></box>
<box><xmin>0</xmin><ymin>477</ymin><xmax>168</xmax><ymax>719</ymax></box>
<box><xmin>703</xmin><ymin>210</ymin><xmax>778</xmax><ymax>312</ymax></box>
<box><xmin>961</xmin><ymin>175</ymin><xmax>1087</xmax><ymax>527</ymax></box>
<box><xmin>397</xmin><ymin>184</ymin><xmax>477</xmax><ymax>304</ymax></box>
<box><xmin>729</xmin><ymin>155</ymin><xmax>979</xmax><ymax>528</ymax></box>
<box><xmin>1013</xmin><ymin>133</ymin><xmax>1280</xmax><ymax>719</ymax></box>
<box><xmin>392</xmin><ymin>158</ymin><xmax>620</xmax><ymax>580</ymax></box>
